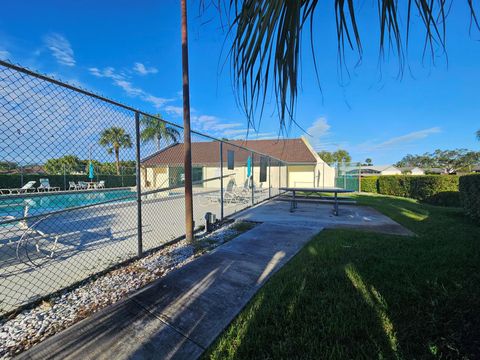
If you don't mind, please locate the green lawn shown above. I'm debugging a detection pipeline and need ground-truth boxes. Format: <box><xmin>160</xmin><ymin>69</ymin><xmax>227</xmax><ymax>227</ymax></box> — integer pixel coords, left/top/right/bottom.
<box><xmin>204</xmin><ymin>194</ymin><xmax>480</xmax><ymax>359</ymax></box>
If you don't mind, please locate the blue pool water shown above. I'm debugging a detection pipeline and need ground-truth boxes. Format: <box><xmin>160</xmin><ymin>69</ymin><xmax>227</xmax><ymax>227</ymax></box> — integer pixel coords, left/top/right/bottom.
<box><xmin>0</xmin><ymin>190</ymin><xmax>136</xmax><ymax>221</ymax></box>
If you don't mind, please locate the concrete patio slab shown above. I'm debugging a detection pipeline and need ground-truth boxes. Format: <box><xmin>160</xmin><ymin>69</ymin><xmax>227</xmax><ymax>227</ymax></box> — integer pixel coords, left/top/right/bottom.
<box><xmin>18</xmin><ymin>221</ymin><xmax>322</xmax><ymax>360</ymax></box>
<box><xmin>234</xmin><ymin>199</ymin><xmax>414</xmax><ymax>236</ymax></box>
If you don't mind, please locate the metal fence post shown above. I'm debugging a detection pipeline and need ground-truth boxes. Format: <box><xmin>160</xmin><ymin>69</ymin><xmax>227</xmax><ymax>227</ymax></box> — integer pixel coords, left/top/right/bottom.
<box><xmin>268</xmin><ymin>157</ymin><xmax>271</xmax><ymax>198</ymax></box>
<box><xmin>358</xmin><ymin>163</ymin><xmax>361</xmax><ymax>192</ymax></box>
<box><xmin>63</xmin><ymin>164</ymin><xmax>67</xmax><ymax>190</ymax></box>
<box><xmin>134</xmin><ymin>112</ymin><xmax>143</xmax><ymax>258</ymax></box>
<box><xmin>219</xmin><ymin>141</ymin><xmax>224</xmax><ymax>220</ymax></box>
<box><xmin>278</xmin><ymin>162</ymin><xmax>281</xmax><ymax>191</ymax></box>
<box><xmin>251</xmin><ymin>152</ymin><xmax>254</xmax><ymax>205</ymax></box>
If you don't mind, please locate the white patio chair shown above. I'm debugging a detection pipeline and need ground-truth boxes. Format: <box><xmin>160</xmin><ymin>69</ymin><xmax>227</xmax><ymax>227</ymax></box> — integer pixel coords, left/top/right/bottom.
<box><xmin>77</xmin><ymin>181</ymin><xmax>88</xmax><ymax>190</ymax></box>
<box><xmin>95</xmin><ymin>180</ymin><xmax>105</xmax><ymax>189</ymax></box>
<box><xmin>68</xmin><ymin>181</ymin><xmax>79</xmax><ymax>190</ymax></box>
<box><xmin>0</xmin><ymin>181</ymin><xmax>37</xmax><ymax>195</ymax></box>
<box><xmin>37</xmin><ymin>178</ymin><xmax>60</xmax><ymax>192</ymax></box>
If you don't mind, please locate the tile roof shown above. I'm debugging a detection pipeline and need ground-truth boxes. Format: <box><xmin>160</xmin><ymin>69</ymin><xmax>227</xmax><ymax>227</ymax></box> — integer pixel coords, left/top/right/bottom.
<box><xmin>141</xmin><ymin>138</ymin><xmax>317</xmax><ymax>166</ymax></box>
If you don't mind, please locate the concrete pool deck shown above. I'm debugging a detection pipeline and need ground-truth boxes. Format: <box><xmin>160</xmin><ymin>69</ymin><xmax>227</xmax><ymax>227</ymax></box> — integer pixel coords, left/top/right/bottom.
<box><xmin>18</xmin><ymin>200</ymin><xmax>412</xmax><ymax>359</ymax></box>
<box><xmin>0</xmin><ymin>189</ymin><xmax>274</xmax><ymax>315</ymax></box>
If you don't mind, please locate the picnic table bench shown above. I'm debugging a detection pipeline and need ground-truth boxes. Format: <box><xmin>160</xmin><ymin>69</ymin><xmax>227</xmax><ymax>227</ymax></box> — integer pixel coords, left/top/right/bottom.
<box><xmin>279</xmin><ymin>187</ymin><xmax>355</xmax><ymax>216</ymax></box>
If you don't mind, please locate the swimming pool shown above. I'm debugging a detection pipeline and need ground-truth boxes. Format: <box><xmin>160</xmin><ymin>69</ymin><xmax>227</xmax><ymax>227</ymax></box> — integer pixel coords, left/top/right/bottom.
<box><xmin>0</xmin><ymin>189</ymin><xmax>136</xmax><ymax>221</ymax></box>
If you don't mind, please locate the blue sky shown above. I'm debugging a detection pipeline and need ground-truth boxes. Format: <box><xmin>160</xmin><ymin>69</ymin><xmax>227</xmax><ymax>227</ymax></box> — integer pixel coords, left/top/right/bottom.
<box><xmin>0</xmin><ymin>1</ymin><xmax>479</xmax><ymax>164</ymax></box>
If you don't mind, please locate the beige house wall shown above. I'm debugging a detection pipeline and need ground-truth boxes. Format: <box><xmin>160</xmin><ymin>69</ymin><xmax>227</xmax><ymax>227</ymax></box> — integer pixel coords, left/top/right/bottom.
<box><xmin>141</xmin><ymin>161</ymin><xmax>334</xmax><ymax>191</ymax></box>
<box><xmin>142</xmin><ymin>166</ymin><xmax>169</xmax><ymax>189</ymax></box>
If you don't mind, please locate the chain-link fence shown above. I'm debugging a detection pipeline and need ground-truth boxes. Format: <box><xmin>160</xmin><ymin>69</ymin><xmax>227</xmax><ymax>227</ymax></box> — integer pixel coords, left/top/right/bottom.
<box><xmin>0</xmin><ymin>60</ymin><xmax>288</xmax><ymax>316</ymax></box>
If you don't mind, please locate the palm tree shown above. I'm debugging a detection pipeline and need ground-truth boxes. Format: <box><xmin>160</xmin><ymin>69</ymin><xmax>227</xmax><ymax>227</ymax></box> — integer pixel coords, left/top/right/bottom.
<box><xmin>99</xmin><ymin>127</ymin><xmax>132</xmax><ymax>175</ymax></box>
<box><xmin>477</xmin><ymin>129</ymin><xmax>480</xmax><ymax>141</ymax></box>
<box><xmin>225</xmin><ymin>1</ymin><xmax>479</xmax><ymax>129</ymax></box>
<box><xmin>140</xmin><ymin>114</ymin><xmax>181</xmax><ymax>151</ymax></box>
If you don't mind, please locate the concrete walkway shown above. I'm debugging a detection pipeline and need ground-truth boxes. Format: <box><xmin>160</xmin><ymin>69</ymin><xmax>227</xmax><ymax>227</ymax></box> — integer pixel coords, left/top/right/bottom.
<box><xmin>18</xmin><ymin>221</ymin><xmax>323</xmax><ymax>360</ymax></box>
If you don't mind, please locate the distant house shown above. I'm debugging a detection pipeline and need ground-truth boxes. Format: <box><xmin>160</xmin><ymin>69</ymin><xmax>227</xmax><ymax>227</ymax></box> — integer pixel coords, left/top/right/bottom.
<box><xmin>426</xmin><ymin>168</ymin><xmax>449</xmax><ymax>175</ymax></box>
<box><xmin>356</xmin><ymin>165</ymin><xmax>402</xmax><ymax>176</ymax></box>
<box><xmin>399</xmin><ymin>167</ymin><xmax>425</xmax><ymax>175</ymax></box>
<box><xmin>472</xmin><ymin>165</ymin><xmax>480</xmax><ymax>173</ymax></box>
<box><xmin>140</xmin><ymin>137</ymin><xmax>335</xmax><ymax>190</ymax></box>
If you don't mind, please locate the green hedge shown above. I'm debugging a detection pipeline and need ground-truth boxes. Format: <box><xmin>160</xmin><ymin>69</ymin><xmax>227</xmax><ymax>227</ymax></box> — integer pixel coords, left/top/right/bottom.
<box><xmin>0</xmin><ymin>174</ymin><xmax>136</xmax><ymax>190</ymax></box>
<box><xmin>360</xmin><ymin>176</ymin><xmax>379</xmax><ymax>193</ymax></box>
<box><xmin>424</xmin><ymin>191</ymin><xmax>461</xmax><ymax>207</ymax></box>
<box><xmin>409</xmin><ymin>176</ymin><xmax>459</xmax><ymax>201</ymax></box>
<box><xmin>378</xmin><ymin>176</ymin><xmax>413</xmax><ymax>198</ymax></box>
<box><xmin>459</xmin><ymin>174</ymin><xmax>480</xmax><ymax>222</ymax></box>
<box><xmin>360</xmin><ymin>175</ymin><xmax>461</xmax><ymax>206</ymax></box>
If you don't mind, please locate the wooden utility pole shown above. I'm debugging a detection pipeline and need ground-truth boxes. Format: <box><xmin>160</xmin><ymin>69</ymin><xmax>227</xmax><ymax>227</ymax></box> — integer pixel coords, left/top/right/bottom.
<box><xmin>181</xmin><ymin>0</ymin><xmax>194</xmax><ymax>242</ymax></box>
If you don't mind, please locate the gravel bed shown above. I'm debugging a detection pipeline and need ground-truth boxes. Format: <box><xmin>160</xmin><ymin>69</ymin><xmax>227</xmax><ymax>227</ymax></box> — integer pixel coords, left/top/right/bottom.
<box><xmin>0</xmin><ymin>220</ymin><xmax>255</xmax><ymax>359</ymax></box>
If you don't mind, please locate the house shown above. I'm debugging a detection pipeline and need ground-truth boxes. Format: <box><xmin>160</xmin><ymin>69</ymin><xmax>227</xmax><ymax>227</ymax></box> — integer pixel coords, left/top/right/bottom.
<box><xmin>355</xmin><ymin>165</ymin><xmax>402</xmax><ymax>176</ymax></box>
<box><xmin>140</xmin><ymin>137</ymin><xmax>335</xmax><ymax>190</ymax></box>
<box><xmin>399</xmin><ymin>167</ymin><xmax>425</xmax><ymax>175</ymax></box>
<box><xmin>472</xmin><ymin>165</ymin><xmax>480</xmax><ymax>173</ymax></box>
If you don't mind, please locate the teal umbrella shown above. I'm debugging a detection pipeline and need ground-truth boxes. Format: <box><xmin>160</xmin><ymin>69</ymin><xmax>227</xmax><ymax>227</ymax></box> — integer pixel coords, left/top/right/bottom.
<box><xmin>246</xmin><ymin>156</ymin><xmax>252</xmax><ymax>177</ymax></box>
<box><xmin>88</xmin><ymin>162</ymin><xmax>95</xmax><ymax>180</ymax></box>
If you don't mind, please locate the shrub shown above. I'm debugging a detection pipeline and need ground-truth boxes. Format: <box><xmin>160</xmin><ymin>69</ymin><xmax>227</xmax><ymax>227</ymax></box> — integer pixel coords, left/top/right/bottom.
<box><xmin>459</xmin><ymin>174</ymin><xmax>480</xmax><ymax>222</ymax></box>
<box><xmin>410</xmin><ymin>176</ymin><xmax>459</xmax><ymax>201</ymax></box>
<box><xmin>377</xmin><ymin>175</ymin><xmax>460</xmax><ymax>202</ymax></box>
<box><xmin>360</xmin><ymin>176</ymin><xmax>379</xmax><ymax>193</ymax></box>
<box><xmin>377</xmin><ymin>176</ymin><xmax>412</xmax><ymax>197</ymax></box>
<box><xmin>423</xmin><ymin>191</ymin><xmax>461</xmax><ymax>207</ymax></box>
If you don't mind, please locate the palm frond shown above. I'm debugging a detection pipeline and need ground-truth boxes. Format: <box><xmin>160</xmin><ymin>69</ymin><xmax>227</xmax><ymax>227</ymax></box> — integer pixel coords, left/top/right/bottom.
<box><xmin>225</xmin><ymin>0</ymin><xmax>479</xmax><ymax>130</ymax></box>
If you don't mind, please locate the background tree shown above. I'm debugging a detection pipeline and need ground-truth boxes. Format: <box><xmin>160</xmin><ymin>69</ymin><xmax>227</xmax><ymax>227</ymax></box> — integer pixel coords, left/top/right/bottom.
<box><xmin>477</xmin><ymin>129</ymin><xmax>480</xmax><ymax>141</ymax></box>
<box><xmin>396</xmin><ymin>149</ymin><xmax>480</xmax><ymax>174</ymax></box>
<box><xmin>0</xmin><ymin>161</ymin><xmax>18</xmax><ymax>172</ymax></box>
<box><xmin>317</xmin><ymin>151</ymin><xmax>334</xmax><ymax>164</ymax></box>
<box><xmin>99</xmin><ymin>127</ymin><xmax>132</xmax><ymax>175</ymax></box>
<box><xmin>333</xmin><ymin>150</ymin><xmax>351</xmax><ymax>164</ymax></box>
<box><xmin>364</xmin><ymin>158</ymin><xmax>373</xmax><ymax>166</ymax></box>
<box><xmin>140</xmin><ymin>114</ymin><xmax>181</xmax><ymax>151</ymax></box>
<box><xmin>317</xmin><ymin>149</ymin><xmax>351</xmax><ymax>164</ymax></box>
<box><xmin>45</xmin><ymin>155</ymin><xmax>85</xmax><ymax>175</ymax></box>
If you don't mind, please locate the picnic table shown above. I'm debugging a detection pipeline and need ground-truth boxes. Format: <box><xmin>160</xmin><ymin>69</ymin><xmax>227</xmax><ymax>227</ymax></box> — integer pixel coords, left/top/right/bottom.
<box><xmin>279</xmin><ymin>187</ymin><xmax>355</xmax><ymax>216</ymax></box>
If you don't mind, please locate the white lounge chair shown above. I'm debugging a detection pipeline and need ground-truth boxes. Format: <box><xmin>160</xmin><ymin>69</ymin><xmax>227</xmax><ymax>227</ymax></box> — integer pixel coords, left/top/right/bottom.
<box><xmin>95</xmin><ymin>180</ymin><xmax>105</xmax><ymax>189</ymax></box>
<box><xmin>0</xmin><ymin>181</ymin><xmax>37</xmax><ymax>195</ymax></box>
<box><xmin>68</xmin><ymin>181</ymin><xmax>80</xmax><ymax>190</ymax></box>
<box><xmin>37</xmin><ymin>178</ymin><xmax>60</xmax><ymax>192</ymax></box>
<box><xmin>204</xmin><ymin>179</ymin><xmax>249</xmax><ymax>205</ymax></box>
<box><xmin>77</xmin><ymin>181</ymin><xmax>88</xmax><ymax>190</ymax></box>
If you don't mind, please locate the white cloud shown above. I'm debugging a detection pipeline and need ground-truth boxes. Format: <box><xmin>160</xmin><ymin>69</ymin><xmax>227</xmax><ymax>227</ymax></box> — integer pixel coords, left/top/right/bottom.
<box><xmin>306</xmin><ymin>117</ymin><xmax>331</xmax><ymax>150</ymax></box>
<box><xmin>114</xmin><ymin>79</ymin><xmax>143</xmax><ymax>96</ymax></box>
<box><xmin>44</xmin><ymin>33</ymin><xmax>75</xmax><ymax>66</ymax></box>
<box><xmin>133</xmin><ymin>62</ymin><xmax>158</xmax><ymax>75</ymax></box>
<box><xmin>0</xmin><ymin>49</ymin><xmax>10</xmax><ymax>60</ymax></box>
<box><xmin>223</xmin><ymin>128</ymin><xmax>249</xmax><ymax>136</ymax></box>
<box><xmin>359</xmin><ymin>127</ymin><xmax>441</xmax><ymax>152</ymax></box>
<box><xmin>89</xmin><ymin>66</ymin><xmax>171</xmax><ymax>109</ymax></box>
<box><xmin>164</xmin><ymin>105</ymin><xmax>183</xmax><ymax>116</ymax></box>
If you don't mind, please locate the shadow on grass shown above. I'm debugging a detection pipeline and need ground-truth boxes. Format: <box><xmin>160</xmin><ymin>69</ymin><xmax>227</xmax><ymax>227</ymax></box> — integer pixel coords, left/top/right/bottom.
<box><xmin>204</xmin><ymin>195</ymin><xmax>480</xmax><ymax>359</ymax></box>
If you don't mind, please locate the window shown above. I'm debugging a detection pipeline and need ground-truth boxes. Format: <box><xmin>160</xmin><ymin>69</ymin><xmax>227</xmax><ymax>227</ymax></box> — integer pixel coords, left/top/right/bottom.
<box><xmin>169</xmin><ymin>166</ymin><xmax>204</xmax><ymax>187</ymax></box>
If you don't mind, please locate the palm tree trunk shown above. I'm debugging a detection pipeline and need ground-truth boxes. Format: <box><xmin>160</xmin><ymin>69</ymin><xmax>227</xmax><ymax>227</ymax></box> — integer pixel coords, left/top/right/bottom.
<box><xmin>115</xmin><ymin>147</ymin><xmax>120</xmax><ymax>175</ymax></box>
<box><xmin>181</xmin><ymin>0</ymin><xmax>194</xmax><ymax>243</ymax></box>
<box><xmin>156</xmin><ymin>135</ymin><xmax>161</xmax><ymax>151</ymax></box>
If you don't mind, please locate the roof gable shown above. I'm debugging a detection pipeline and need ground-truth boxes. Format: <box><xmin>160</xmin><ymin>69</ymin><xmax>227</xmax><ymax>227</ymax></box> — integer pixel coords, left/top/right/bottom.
<box><xmin>141</xmin><ymin>138</ymin><xmax>317</xmax><ymax>166</ymax></box>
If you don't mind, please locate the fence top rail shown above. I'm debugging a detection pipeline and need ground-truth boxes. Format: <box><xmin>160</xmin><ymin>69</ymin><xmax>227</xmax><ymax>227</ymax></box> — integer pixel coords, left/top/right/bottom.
<box><xmin>0</xmin><ymin>59</ymin><xmax>289</xmax><ymax>166</ymax></box>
